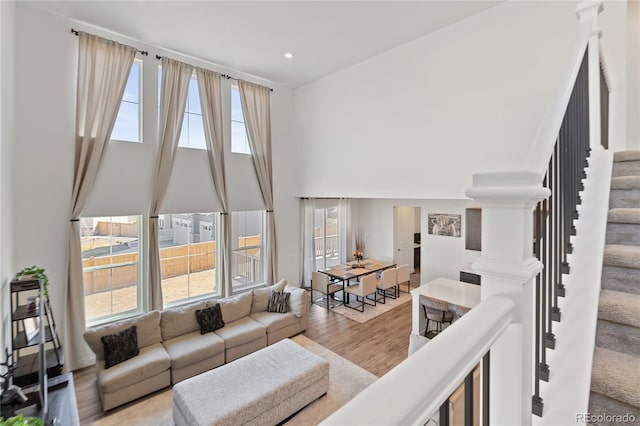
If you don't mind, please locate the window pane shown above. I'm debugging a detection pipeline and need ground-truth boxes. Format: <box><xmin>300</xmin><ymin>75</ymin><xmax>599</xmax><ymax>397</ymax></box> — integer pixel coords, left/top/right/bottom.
<box><xmin>176</xmin><ymin>74</ymin><xmax>206</xmax><ymax>150</ymax></box>
<box><xmin>231</xmin><ymin>211</ymin><xmax>264</xmax><ymax>290</ymax></box>
<box><xmin>231</xmin><ymin>86</ymin><xmax>250</xmax><ymax>155</ymax></box>
<box><xmin>81</xmin><ymin>216</ymin><xmax>141</xmax><ymax>323</ymax></box>
<box><xmin>111</xmin><ymin>101</ymin><xmax>140</xmax><ymax>142</ymax></box>
<box><xmin>187</xmin><ymin>113</ymin><xmax>207</xmax><ymax>150</ymax></box>
<box><xmin>313</xmin><ymin>206</ymin><xmax>340</xmax><ymax>270</ymax></box>
<box><xmin>231</xmin><ymin>121</ymin><xmax>250</xmax><ymax>154</ymax></box>
<box><xmin>160</xmin><ymin>213</ymin><xmax>218</xmax><ymax>306</ymax></box>
<box><xmin>111</xmin><ymin>60</ymin><xmax>141</xmax><ymax>143</ymax></box>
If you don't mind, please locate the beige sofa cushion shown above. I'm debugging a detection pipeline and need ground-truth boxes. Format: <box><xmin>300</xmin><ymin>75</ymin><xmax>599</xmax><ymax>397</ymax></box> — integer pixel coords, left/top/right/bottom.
<box><xmin>97</xmin><ymin>342</ymin><xmax>170</xmax><ymax>394</ymax></box>
<box><xmin>284</xmin><ymin>285</ymin><xmax>307</xmax><ymax>318</ymax></box>
<box><xmin>85</xmin><ymin>311</ymin><xmax>162</xmax><ymax>360</ymax></box>
<box><xmin>250</xmin><ymin>279</ymin><xmax>288</xmax><ymax>314</ymax></box>
<box><xmin>250</xmin><ymin>311</ymin><xmax>299</xmax><ymax>333</ymax></box>
<box><xmin>216</xmin><ymin>291</ymin><xmax>253</xmax><ymax>323</ymax></box>
<box><xmin>160</xmin><ymin>301</ymin><xmax>208</xmax><ymax>341</ymax></box>
<box><xmin>214</xmin><ymin>316</ymin><xmax>265</xmax><ymax>348</ymax></box>
<box><xmin>162</xmin><ymin>330</ymin><xmax>225</xmax><ymax>370</ymax></box>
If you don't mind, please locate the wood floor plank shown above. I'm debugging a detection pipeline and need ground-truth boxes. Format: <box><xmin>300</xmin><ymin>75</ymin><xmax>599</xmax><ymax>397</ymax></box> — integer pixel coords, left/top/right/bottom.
<box><xmin>72</xmin><ymin>273</ymin><xmax>419</xmax><ymax>423</ymax></box>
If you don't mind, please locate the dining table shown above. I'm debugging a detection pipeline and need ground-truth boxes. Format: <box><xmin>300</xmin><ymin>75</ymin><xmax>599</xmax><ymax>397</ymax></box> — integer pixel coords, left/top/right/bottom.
<box><xmin>410</xmin><ymin>277</ymin><xmax>481</xmax><ymax>336</ymax></box>
<box><xmin>320</xmin><ymin>258</ymin><xmax>396</xmax><ymax>304</ymax></box>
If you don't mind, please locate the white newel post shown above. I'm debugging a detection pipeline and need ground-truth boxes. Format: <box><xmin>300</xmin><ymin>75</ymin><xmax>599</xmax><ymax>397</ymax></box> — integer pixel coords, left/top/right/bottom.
<box><xmin>466</xmin><ymin>172</ymin><xmax>549</xmax><ymax>426</ymax></box>
<box><xmin>576</xmin><ymin>0</ymin><xmax>604</xmax><ymax>152</ymax></box>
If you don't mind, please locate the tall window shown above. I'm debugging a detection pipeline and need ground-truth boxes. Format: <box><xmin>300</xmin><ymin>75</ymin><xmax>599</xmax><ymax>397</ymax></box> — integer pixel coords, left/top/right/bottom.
<box><xmin>111</xmin><ymin>60</ymin><xmax>142</xmax><ymax>143</ymax></box>
<box><xmin>159</xmin><ymin>213</ymin><xmax>218</xmax><ymax>306</ymax></box>
<box><xmin>158</xmin><ymin>68</ymin><xmax>206</xmax><ymax>150</ymax></box>
<box><xmin>81</xmin><ymin>216</ymin><xmax>142</xmax><ymax>324</ymax></box>
<box><xmin>231</xmin><ymin>85</ymin><xmax>250</xmax><ymax>154</ymax></box>
<box><xmin>231</xmin><ymin>210</ymin><xmax>264</xmax><ymax>290</ymax></box>
<box><xmin>314</xmin><ymin>206</ymin><xmax>340</xmax><ymax>270</ymax></box>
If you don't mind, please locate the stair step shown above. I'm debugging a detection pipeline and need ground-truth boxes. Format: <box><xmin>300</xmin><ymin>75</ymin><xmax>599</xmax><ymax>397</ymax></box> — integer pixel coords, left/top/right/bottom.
<box><xmin>603</xmin><ymin>245</ymin><xmax>640</xmax><ymax>270</ymax></box>
<box><xmin>602</xmin><ymin>266</ymin><xmax>640</xmax><ymax>295</ymax></box>
<box><xmin>610</xmin><ymin>189</ymin><xmax>640</xmax><ymax>209</ymax></box>
<box><xmin>588</xmin><ymin>392</ymin><xmax>640</xmax><ymax>425</ymax></box>
<box><xmin>611</xmin><ymin>176</ymin><xmax>640</xmax><ymax>190</ymax></box>
<box><xmin>590</xmin><ymin>347</ymin><xmax>640</xmax><ymax>408</ymax></box>
<box><xmin>614</xmin><ymin>150</ymin><xmax>640</xmax><ymax>163</ymax></box>
<box><xmin>612</xmin><ymin>160</ymin><xmax>640</xmax><ymax>178</ymax></box>
<box><xmin>595</xmin><ymin>319</ymin><xmax>640</xmax><ymax>358</ymax></box>
<box><xmin>599</xmin><ymin>290</ymin><xmax>640</xmax><ymax>328</ymax></box>
<box><xmin>608</xmin><ymin>208</ymin><xmax>640</xmax><ymax>224</ymax></box>
<box><xmin>606</xmin><ymin>223</ymin><xmax>640</xmax><ymax>246</ymax></box>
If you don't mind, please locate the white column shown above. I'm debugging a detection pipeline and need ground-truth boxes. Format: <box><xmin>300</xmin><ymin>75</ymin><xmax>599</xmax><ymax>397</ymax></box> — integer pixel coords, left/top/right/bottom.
<box><xmin>576</xmin><ymin>1</ymin><xmax>604</xmax><ymax>151</ymax></box>
<box><xmin>466</xmin><ymin>172</ymin><xmax>549</xmax><ymax>426</ymax></box>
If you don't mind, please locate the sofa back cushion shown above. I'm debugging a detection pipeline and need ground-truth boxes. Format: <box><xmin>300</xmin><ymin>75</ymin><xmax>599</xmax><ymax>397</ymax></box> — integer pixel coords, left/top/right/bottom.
<box><xmin>160</xmin><ymin>300</ymin><xmax>208</xmax><ymax>341</ymax></box>
<box><xmin>84</xmin><ymin>310</ymin><xmax>161</xmax><ymax>361</ymax></box>
<box><xmin>216</xmin><ymin>291</ymin><xmax>253</xmax><ymax>323</ymax></box>
<box><xmin>250</xmin><ymin>279</ymin><xmax>288</xmax><ymax>314</ymax></box>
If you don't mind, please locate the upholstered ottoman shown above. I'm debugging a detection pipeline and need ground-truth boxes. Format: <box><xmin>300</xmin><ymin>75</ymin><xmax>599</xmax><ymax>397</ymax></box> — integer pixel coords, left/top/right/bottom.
<box><xmin>172</xmin><ymin>338</ymin><xmax>330</xmax><ymax>426</ymax></box>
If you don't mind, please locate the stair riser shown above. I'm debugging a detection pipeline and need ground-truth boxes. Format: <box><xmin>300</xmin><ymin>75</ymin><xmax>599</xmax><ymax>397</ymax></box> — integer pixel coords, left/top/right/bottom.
<box><xmin>601</xmin><ymin>266</ymin><xmax>640</xmax><ymax>295</ymax></box>
<box><xmin>612</xmin><ymin>160</ymin><xmax>640</xmax><ymax>177</ymax></box>
<box><xmin>589</xmin><ymin>392</ymin><xmax>640</xmax><ymax>425</ymax></box>
<box><xmin>610</xmin><ymin>190</ymin><xmax>640</xmax><ymax>209</ymax></box>
<box><xmin>595</xmin><ymin>319</ymin><xmax>640</xmax><ymax>358</ymax></box>
<box><xmin>606</xmin><ymin>223</ymin><xmax>640</xmax><ymax>246</ymax></box>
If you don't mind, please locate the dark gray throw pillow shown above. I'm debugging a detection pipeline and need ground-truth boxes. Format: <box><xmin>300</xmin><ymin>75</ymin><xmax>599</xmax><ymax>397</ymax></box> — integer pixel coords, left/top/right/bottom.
<box><xmin>195</xmin><ymin>303</ymin><xmax>225</xmax><ymax>334</ymax></box>
<box><xmin>101</xmin><ymin>325</ymin><xmax>139</xmax><ymax>369</ymax></box>
<box><xmin>267</xmin><ymin>291</ymin><xmax>290</xmax><ymax>313</ymax></box>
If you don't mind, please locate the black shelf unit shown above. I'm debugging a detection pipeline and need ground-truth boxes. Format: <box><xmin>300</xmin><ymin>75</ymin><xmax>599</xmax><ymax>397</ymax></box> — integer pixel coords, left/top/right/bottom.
<box><xmin>10</xmin><ymin>278</ymin><xmax>63</xmax><ymax>387</ymax></box>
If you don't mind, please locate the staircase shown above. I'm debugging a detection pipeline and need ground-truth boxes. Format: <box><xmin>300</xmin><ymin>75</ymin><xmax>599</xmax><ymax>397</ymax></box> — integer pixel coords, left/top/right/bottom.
<box><xmin>589</xmin><ymin>151</ymin><xmax>640</xmax><ymax>424</ymax></box>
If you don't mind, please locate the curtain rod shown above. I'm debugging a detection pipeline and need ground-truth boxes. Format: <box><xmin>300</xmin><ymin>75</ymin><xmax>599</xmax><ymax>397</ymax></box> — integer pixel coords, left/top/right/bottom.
<box><xmin>155</xmin><ymin>54</ymin><xmax>274</xmax><ymax>92</ymax></box>
<box><xmin>71</xmin><ymin>29</ymin><xmax>148</xmax><ymax>56</ymax></box>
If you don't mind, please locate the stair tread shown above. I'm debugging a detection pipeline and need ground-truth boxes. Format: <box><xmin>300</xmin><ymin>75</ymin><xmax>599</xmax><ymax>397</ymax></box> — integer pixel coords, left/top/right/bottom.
<box><xmin>599</xmin><ymin>290</ymin><xmax>640</xmax><ymax>328</ymax></box>
<box><xmin>608</xmin><ymin>208</ymin><xmax>640</xmax><ymax>224</ymax></box>
<box><xmin>614</xmin><ymin>151</ymin><xmax>640</xmax><ymax>163</ymax></box>
<box><xmin>604</xmin><ymin>245</ymin><xmax>640</xmax><ymax>269</ymax></box>
<box><xmin>591</xmin><ymin>347</ymin><xmax>640</xmax><ymax>408</ymax></box>
<box><xmin>611</xmin><ymin>176</ymin><xmax>640</xmax><ymax>190</ymax></box>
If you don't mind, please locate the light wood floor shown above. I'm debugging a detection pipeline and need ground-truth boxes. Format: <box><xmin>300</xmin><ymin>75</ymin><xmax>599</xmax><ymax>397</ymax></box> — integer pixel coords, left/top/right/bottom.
<box><xmin>73</xmin><ymin>273</ymin><xmax>420</xmax><ymax>424</ymax></box>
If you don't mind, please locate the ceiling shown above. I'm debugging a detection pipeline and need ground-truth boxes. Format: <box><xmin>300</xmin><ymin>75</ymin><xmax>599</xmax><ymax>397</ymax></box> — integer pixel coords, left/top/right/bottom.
<box><xmin>33</xmin><ymin>1</ymin><xmax>501</xmax><ymax>87</ymax></box>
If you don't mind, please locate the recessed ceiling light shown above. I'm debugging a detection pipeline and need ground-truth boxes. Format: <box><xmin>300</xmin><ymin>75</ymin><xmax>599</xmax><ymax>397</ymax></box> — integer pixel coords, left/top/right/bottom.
<box><xmin>284</xmin><ymin>52</ymin><xmax>293</xmax><ymax>59</ymax></box>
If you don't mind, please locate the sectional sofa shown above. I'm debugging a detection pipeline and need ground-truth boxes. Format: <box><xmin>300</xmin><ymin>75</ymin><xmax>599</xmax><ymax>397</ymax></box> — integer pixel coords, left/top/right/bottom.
<box><xmin>83</xmin><ymin>280</ymin><xmax>309</xmax><ymax>411</ymax></box>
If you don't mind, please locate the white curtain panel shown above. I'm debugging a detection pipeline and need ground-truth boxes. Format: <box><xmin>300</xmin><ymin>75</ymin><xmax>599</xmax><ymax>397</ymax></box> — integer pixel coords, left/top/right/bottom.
<box><xmin>149</xmin><ymin>58</ymin><xmax>193</xmax><ymax>309</ymax></box>
<box><xmin>238</xmin><ymin>80</ymin><xmax>277</xmax><ymax>284</ymax></box>
<box><xmin>65</xmin><ymin>32</ymin><xmax>136</xmax><ymax>371</ymax></box>
<box><xmin>300</xmin><ymin>198</ymin><xmax>316</xmax><ymax>287</ymax></box>
<box><xmin>338</xmin><ymin>199</ymin><xmax>352</xmax><ymax>263</ymax></box>
<box><xmin>196</xmin><ymin>68</ymin><xmax>230</xmax><ymax>296</ymax></box>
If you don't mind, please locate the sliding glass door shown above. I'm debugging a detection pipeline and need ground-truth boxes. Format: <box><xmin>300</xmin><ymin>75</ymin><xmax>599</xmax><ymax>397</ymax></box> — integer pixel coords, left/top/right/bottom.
<box><xmin>314</xmin><ymin>205</ymin><xmax>340</xmax><ymax>270</ymax></box>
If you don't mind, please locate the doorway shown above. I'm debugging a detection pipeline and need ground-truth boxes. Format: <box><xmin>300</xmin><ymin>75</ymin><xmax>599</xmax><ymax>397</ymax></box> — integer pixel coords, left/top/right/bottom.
<box><xmin>393</xmin><ymin>206</ymin><xmax>421</xmax><ymax>277</ymax></box>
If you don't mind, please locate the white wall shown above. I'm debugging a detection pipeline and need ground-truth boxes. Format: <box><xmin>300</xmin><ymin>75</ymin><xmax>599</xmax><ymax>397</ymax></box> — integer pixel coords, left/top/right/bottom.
<box><xmin>0</xmin><ymin>0</ymin><xmax>16</xmax><ymax>366</ymax></box>
<box><xmin>626</xmin><ymin>0</ymin><xmax>640</xmax><ymax>150</ymax></box>
<box><xmin>294</xmin><ymin>1</ymin><xmax>586</xmax><ymax>199</ymax></box>
<box><xmin>353</xmin><ymin>198</ymin><xmax>480</xmax><ymax>284</ymax></box>
<box><xmin>11</xmin><ymin>3</ymin><xmax>299</xmax><ymax>334</ymax></box>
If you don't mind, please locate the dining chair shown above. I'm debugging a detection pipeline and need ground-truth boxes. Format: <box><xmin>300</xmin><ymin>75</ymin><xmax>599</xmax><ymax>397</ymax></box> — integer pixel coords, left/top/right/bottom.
<box><xmin>420</xmin><ymin>295</ymin><xmax>454</xmax><ymax>339</ymax></box>
<box><xmin>396</xmin><ymin>264</ymin><xmax>411</xmax><ymax>293</ymax></box>
<box><xmin>344</xmin><ymin>273</ymin><xmax>377</xmax><ymax>312</ymax></box>
<box><xmin>375</xmin><ymin>267</ymin><xmax>398</xmax><ymax>304</ymax></box>
<box><xmin>311</xmin><ymin>271</ymin><xmax>343</xmax><ymax>310</ymax></box>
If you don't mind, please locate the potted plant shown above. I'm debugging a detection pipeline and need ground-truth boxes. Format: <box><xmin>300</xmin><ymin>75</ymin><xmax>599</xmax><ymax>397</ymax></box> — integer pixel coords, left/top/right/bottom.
<box><xmin>16</xmin><ymin>266</ymin><xmax>49</xmax><ymax>298</ymax></box>
<box><xmin>0</xmin><ymin>414</ymin><xmax>44</xmax><ymax>426</ymax></box>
